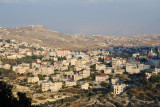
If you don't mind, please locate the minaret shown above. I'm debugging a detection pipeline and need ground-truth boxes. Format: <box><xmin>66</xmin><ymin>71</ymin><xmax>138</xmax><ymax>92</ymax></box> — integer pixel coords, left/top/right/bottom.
<box><xmin>150</xmin><ymin>48</ymin><xmax>153</xmax><ymax>54</ymax></box>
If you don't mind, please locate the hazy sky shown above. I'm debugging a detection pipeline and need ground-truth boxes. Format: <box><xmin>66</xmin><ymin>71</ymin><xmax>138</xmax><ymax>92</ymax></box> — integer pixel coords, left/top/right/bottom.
<box><xmin>0</xmin><ymin>0</ymin><xmax>160</xmax><ymax>35</ymax></box>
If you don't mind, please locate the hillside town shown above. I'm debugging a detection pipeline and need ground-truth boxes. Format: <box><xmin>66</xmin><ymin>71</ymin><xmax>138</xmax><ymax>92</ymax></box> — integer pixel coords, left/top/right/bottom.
<box><xmin>0</xmin><ymin>39</ymin><xmax>160</xmax><ymax>107</ymax></box>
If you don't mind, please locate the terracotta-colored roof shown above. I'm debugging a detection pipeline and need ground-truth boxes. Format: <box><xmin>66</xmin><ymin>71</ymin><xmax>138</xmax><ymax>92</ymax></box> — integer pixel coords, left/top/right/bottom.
<box><xmin>96</xmin><ymin>62</ymin><xmax>101</xmax><ymax>64</ymax></box>
<box><xmin>147</xmin><ymin>55</ymin><xmax>151</xmax><ymax>58</ymax></box>
<box><xmin>96</xmin><ymin>74</ymin><xmax>106</xmax><ymax>77</ymax></box>
<box><xmin>47</xmin><ymin>65</ymin><xmax>53</xmax><ymax>67</ymax></box>
<box><xmin>56</xmin><ymin>63</ymin><xmax>60</xmax><ymax>65</ymax></box>
<box><xmin>105</xmin><ymin>58</ymin><xmax>111</xmax><ymax>60</ymax></box>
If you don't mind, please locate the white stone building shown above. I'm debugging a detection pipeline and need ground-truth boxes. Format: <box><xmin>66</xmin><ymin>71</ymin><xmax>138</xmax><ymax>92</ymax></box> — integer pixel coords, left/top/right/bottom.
<box><xmin>104</xmin><ymin>67</ymin><xmax>112</xmax><ymax>74</ymax></box>
<box><xmin>113</xmin><ymin>83</ymin><xmax>128</xmax><ymax>95</ymax></box>
<box><xmin>50</xmin><ymin>82</ymin><xmax>63</xmax><ymax>92</ymax></box>
<box><xmin>111</xmin><ymin>78</ymin><xmax>119</xmax><ymax>85</ymax></box>
<box><xmin>95</xmin><ymin>74</ymin><xmax>109</xmax><ymax>82</ymax></box>
<box><xmin>81</xmin><ymin>82</ymin><xmax>89</xmax><ymax>90</ymax></box>
<box><xmin>96</xmin><ymin>63</ymin><xmax>106</xmax><ymax>71</ymax></box>
<box><xmin>28</xmin><ymin>76</ymin><xmax>39</xmax><ymax>83</ymax></box>
<box><xmin>56</xmin><ymin>49</ymin><xmax>71</xmax><ymax>57</ymax></box>
<box><xmin>42</xmin><ymin>82</ymin><xmax>50</xmax><ymax>92</ymax></box>
<box><xmin>112</xmin><ymin>58</ymin><xmax>126</xmax><ymax>68</ymax></box>
<box><xmin>126</xmin><ymin>63</ymin><xmax>140</xmax><ymax>74</ymax></box>
<box><xmin>82</xmin><ymin>68</ymin><xmax>90</xmax><ymax>78</ymax></box>
<box><xmin>65</xmin><ymin>81</ymin><xmax>77</xmax><ymax>87</ymax></box>
<box><xmin>73</xmin><ymin>74</ymin><xmax>83</xmax><ymax>81</ymax></box>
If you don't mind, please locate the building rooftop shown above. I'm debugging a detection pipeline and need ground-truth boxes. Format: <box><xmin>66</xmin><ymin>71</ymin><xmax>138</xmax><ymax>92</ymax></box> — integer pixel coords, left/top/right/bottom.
<box><xmin>96</xmin><ymin>74</ymin><xmax>106</xmax><ymax>77</ymax></box>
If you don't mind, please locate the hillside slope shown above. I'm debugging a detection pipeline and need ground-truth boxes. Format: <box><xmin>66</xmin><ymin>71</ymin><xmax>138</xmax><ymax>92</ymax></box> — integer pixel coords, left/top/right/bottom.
<box><xmin>0</xmin><ymin>25</ymin><xmax>160</xmax><ymax>50</ymax></box>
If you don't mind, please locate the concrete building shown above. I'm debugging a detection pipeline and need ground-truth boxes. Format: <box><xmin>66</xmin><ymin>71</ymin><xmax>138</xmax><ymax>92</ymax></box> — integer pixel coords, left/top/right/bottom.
<box><xmin>112</xmin><ymin>58</ymin><xmax>126</xmax><ymax>68</ymax></box>
<box><xmin>81</xmin><ymin>82</ymin><xmax>89</xmax><ymax>90</ymax></box>
<box><xmin>114</xmin><ymin>68</ymin><xmax>125</xmax><ymax>74</ymax></box>
<box><xmin>96</xmin><ymin>63</ymin><xmax>106</xmax><ymax>71</ymax></box>
<box><xmin>113</xmin><ymin>83</ymin><xmax>128</xmax><ymax>95</ymax></box>
<box><xmin>126</xmin><ymin>63</ymin><xmax>140</xmax><ymax>74</ymax></box>
<box><xmin>82</xmin><ymin>68</ymin><xmax>90</xmax><ymax>78</ymax></box>
<box><xmin>155</xmin><ymin>68</ymin><xmax>160</xmax><ymax>74</ymax></box>
<box><xmin>73</xmin><ymin>74</ymin><xmax>83</xmax><ymax>81</ymax></box>
<box><xmin>104</xmin><ymin>67</ymin><xmax>112</xmax><ymax>74</ymax></box>
<box><xmin>145</xmin><ymin>72</ymin><xmax>152</xmax><ymax>80</ymax></box>
<box><xmin>95</xmin><ymin>74</ymin><xmax>109</xmax><ymax>82</ymax></box>
<box><xmin>56</xmin><ymin>49</ymin><xmax>71</xmax><ymax>57</ymax></box>
<box><xmin>65</xmin><ymin>81</ymin><xmax>77</xmax><ymax>87</ymax></box>
<box><xmin>138</xmin><ymin>64</ymin><xmax>150</xmax><ymax>71</ymax></box>
<box><xmin>42</xmin><ymin>82</ymin><xmax>50</xmax><ymax>92</ymax></box>
<box><xmin>28</xmin><ymin>76</ymin><xmax>39</xmax><ymax>83</ymax></box>
<box><xmin>50</xmin><ymin>82</ymin><xmax>63</xmax><ymax>92</ymax></box>
<box><xmin>111</xmin><ymin>78</ymin><xmax>119</xmax><ymax>85</ymax></box>
<box><xmin>3</xmin><ymin>64</ymin><xmax>11</xmax><ymax>70</ymax></box>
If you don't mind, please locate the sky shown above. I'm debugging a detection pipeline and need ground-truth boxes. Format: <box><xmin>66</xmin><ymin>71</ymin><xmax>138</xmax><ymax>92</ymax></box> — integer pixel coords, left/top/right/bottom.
<box><xmin>0</xmin><ymin>0</ymin><xmax>160</xmax><ymax>36</ymax></box>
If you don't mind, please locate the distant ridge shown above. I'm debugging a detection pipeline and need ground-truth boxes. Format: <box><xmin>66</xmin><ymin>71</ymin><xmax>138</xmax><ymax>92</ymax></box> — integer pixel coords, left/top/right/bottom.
<box><xmin>0</xmin><ymin>25</ymin><xmax>160</xmax><ymax>50</ymax></box>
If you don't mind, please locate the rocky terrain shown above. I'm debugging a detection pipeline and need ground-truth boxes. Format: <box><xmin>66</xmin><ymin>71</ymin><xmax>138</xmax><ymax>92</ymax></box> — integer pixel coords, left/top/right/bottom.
<box><xmin>0</xmin><ymin>25</ymin><xmax>160</xmax><ymax>50</ymax></box>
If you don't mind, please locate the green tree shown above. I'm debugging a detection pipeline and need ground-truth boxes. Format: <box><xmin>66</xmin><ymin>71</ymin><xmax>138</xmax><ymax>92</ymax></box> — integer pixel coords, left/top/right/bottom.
<box><xmin>100</xmin><ymin>82</ymin><xmax>111</xmax><ymax>88</ymax></box>
<box><xmin>38</xmin><ymin>74</ymin><xmax>44</xmax><ymax>80</ymax></box>
<box><xmin>149</xmin><ymin>74</ymin><xmax>160</xmax><ymax>83</ymax></box>
<box><xmin>90</xmin><ymin>64</ymin><xmax>96</xmax><ymax>71</ymax></box>
<box><xmin>36</xmin><ymin>89</ymin><xmax>43</xmax><ymax>93</ymax></box>
<box><xmin>0</xmin><ymin>81</ymin><xmax>32</xmax><ymax>107</ymax></box>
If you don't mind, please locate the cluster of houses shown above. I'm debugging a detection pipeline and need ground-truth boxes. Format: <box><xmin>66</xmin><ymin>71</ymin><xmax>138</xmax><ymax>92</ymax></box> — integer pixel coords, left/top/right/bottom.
<box><xmin>0</xmin><ymin>39</ymin><xmax>160</xmax><ymax>105</ymax></box>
